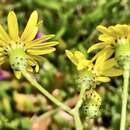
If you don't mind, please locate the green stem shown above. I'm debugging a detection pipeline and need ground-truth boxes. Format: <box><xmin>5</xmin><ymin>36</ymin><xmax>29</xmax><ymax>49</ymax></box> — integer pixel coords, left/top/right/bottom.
<box><xmin>74</xmin><ymin>87</ymin><xmax>86</xmax><ymax>110</ymax></box>
<box><xmin>71</xmin><ymin>87</ymin><xmax>86</xmax><ymax>130</ymax></box>
<box><xmin>22</xmin><ymin>70</ymin><xmax>72</xmax><ymax>115</ymax></box>
<box><xmin>73</xmin><ymin>111</ymin><xmax>83</xmax><ymax>130</ymax></box>
<box><xmin>120</xmin><ymin>63</ymin><xmax>130</xmax><ymax>130</ymax></box>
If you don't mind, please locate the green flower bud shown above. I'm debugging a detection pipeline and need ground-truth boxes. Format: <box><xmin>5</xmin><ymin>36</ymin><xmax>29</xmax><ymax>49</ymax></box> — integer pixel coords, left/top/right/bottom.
<box><xmin>80</xmin><ymin>102</ymin><xmax>100</xmax><ymax>118</ymax></box>
<box><xmin>80</xmin><ymin>89</ymin><xmax>102</xmax><ymax>118</ymax></box>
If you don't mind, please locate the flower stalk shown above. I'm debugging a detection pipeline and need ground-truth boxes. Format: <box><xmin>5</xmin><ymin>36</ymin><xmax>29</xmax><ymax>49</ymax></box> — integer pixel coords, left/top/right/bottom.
<box><xmin>22</xmin><ymin>70</ymin><xmax>72</xmax><ymax>115</ymax></box>
<box><xmin>120</xmin><ymin>62</ymin><xmax>130</xmax><ymax>130</ymax></box>
<box><xmin>22</xmin><ymin>69</ymin><xmax>88</xmax><ymax>130</ymax></box>
<box><xmin>71</xmin><ymin>86</ymin><xmax>86</xmax><ymax>130</ymax></box>
<box><xmin>73</xmin><ymin>111</ymin><xmax>83</xmax><ymax>130</ymax></box>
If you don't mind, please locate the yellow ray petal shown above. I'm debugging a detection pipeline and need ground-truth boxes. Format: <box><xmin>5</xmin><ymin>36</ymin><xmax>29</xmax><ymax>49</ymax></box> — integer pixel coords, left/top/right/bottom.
<box><xmin>30</xmin><ymin>55</ymin><xmax>45</xmax><ymax>63</ymax></box>
<box><xmin>109</xmin><ymin>26</ymin><xmax>123</xmax><ymax>36</ymax></box>
<box><xmin>102</xmin><ymin>68</ymin><xmax>123</xmax><ymax>77</ymax></box>
<box><xmin>35</xmin><ymin>64</ymin><xmax>39</xmax><ymax>72</ymax></box>
<box><xmin>0</xmin><ymin>47</ymin><xmax>4</xmax><ymax>51</ymax></box>
<box><xmin>8</xmin><ymin>11</ymin><xmax>19</xmax><ymax>41</ymax></box>
<box><xmin>97</xmin><ymin>25</ymin><xmax>110</xmax><ymax>34</ymax></box>
<box><xmin>92</xmin><ymin>47</ymin><xmax>114</xmax><ymax>61</ymax></box>
<box><xmin>27</xmin><ymin>56</ymin><xmax>39</xmax><ymax>72</ymax></box>
<box><xmin>65</xmin><ymin>50</ymin><xmax>77</xmax><ymax>65</ymax></box>
<box><xmin>23</xmin><ymin>27</ymin><xmax>38</xmax><ymax>42</ymax></box>
<box><xmin>74</xmin><ymin>51</ymin><xmax>86</xmax><ymax>61</ymax></box>
<box><xmin>77</xmin><ymin>61</ymin><xmax>85</xmax><ymax>70</ymax></box>
<box><xmin>14</xmin><ymin>71</ymin><xmax>22</xmax><ymax>79</ymax></box>
<box><xmin>28</xmin><ymin>41</ymin><xmax>59</xmax><ymax>49</ymax></box>
<box><xmin>21</xmin><ymin>10</ymin><xmax>38</xmax><ymax>41</ymax></box>
<box><xmin>27</xmin><ymin>56</ymin><xmax>38</xmax><ymax>66</ymax></box>
<box><xmin>27</xmin><ymin>66</ymin><xmax>33</xmax><ymax>72</ymax></box>
<box><xmin>0</xmin><ymin>57</ymin><xmax>5</xmax><ymax>65</ymax></box>
<box><xmin>0</xmin><ymin>24</ymin><xmax>11</xmax><ymax>42</ymax></box>
<box><xmin>0</xmin><ymin>52</ymin><xmax>4</xmax><ymax>56</ymax></box>
<box><xmin>87</xmin><ymin>42</ymin><xmax>106</xmax><ymax>53</ymax></box>
<box><xmin>94</xmin><ymin>52</ymin><xmax>106</xmax><ymax>71</ymax></box>
<box><xmin>97</xmin><ymin>25</ymin><xmax>116</xmax><ymax>36</ymax></box>
<box><xmin>98</xmin><ymin>34</ymin><xmax>115</xmax><ymax>43</ymax></box>
<box><xmin>96</xmin><ymin>76</ymin><xmax>111</xmax><ymax>82</ymax></box>
<box><xmin>115</xmin><ymin>24</ymin><xmax>129</xmax><ymax>36</ymax></box>
<box><xmin>25</xmin><ymin>34</ymin><xmax>55</xmax><ymax>48</ymax></box>
<box><xmin>0</xmin><ymin>40</ymin><xmax>7</xmax><ymax>46</ymax></box>
<box><xmin>27</xmin><ymin>48</ymin><xmax>56</xmax><ymax>55</ymax></box>
<box><xmin>102</xmin><ymin>58</ymin><xmax>117</xmax><ymax>70</ymax></box>
<box><xmin>107</xmin><ymin>26</ymin><xmax>120</xmax><ymax>37</ymax></box>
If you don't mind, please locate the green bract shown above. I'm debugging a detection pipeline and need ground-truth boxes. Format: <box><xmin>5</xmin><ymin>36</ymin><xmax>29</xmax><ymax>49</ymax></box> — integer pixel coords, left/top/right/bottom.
<box><xmin>8</xmin><ymin>47</ymin><xmax>27</xmax><ymax>71</ymax></box>
<box><xmin>80</xmin><ymin>90</ymin><xmax>102</xmax><ymax>118</ymax></box>
<box><xmin>116</xmin><ymin>41</ymin><xmax>130</xmax><ymax>66</ymax></box>
<box><xmin>80</xmin><ymin>102</ymin><xmax>100</xmax><ymax>118</ymax></box>
<box><xmin>76</xmin><ymin>70</ymin><xmax>95</xmax><ymax>90</ymax></box>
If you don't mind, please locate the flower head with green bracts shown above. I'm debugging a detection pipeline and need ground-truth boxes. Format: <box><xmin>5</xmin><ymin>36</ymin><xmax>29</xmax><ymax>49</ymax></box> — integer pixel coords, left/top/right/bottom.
<box><xmin>0</xmin><ymin>11</ymin><xmax>59</xmax><ymax>79</ymax></box>
<box><xmin>66</xmin><ymin>50</ymin><xmax>122</xmax><ymax>83</ymax></box>
<box><xmin>80</xmin><ymin>89</ymin><xmax>102</xmax><ymax>118</ymax></box>
<box><xmin>88</xmin><ymin>24</ymin><xmax>130</xmax><ymax>64</ymax></box>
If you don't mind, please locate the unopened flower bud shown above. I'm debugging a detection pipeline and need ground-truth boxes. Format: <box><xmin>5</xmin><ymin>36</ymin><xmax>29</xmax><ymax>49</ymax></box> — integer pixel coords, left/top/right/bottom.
<box><xmin>80</xmin><ymin>89</ymin><xmax>102</xmax><ymax>118</ymax></box>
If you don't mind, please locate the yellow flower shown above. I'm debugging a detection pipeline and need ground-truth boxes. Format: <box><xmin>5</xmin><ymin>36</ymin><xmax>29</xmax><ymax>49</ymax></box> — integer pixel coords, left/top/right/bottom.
<box><xmin>0</xmin><ymin>11</ymin><xmax>59</xmax><ymax>79</ymax></box>
<box><xmin>93</xmin><ymin>52</ymin><xmax>122</xmax><ymax>82</ymax></box>
<box><xmin>65</xmin><ymin>50</ymin><xmax>93</xmax><ymax>71</ymax></box>
<box><xmin>66</xmin><ymin>50</ymin><xmax>122</xmax><ymax>83</ymax></box>
<box><xmin>88</xmin><ymin>24</ymin><xmax>130</xmax><ymax>61</ymax></box>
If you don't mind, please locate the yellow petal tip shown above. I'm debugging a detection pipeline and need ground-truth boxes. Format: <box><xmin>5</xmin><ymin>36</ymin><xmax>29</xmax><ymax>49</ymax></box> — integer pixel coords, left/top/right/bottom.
<box><xmin>65</xmin><ymin>50</ymin><xmax>71</xmax><ymax>55</ymax></box>
<box><xmin>14</xmin><ymin>71</ymin><xmax>22</xmax><ymax>79</ymax></box>
<box><xmin>32</xmin><ymin>10</ymin><xmax>38</xmax><ymax>16</ymax></box>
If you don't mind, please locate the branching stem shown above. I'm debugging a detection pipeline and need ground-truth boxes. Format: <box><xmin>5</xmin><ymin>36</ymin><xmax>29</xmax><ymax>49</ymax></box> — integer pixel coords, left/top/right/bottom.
<box><xmin>71</xmin><ymin>87</ymin><xmax>86</xmax><ymax>130</ymax></box>
<box><xmin>22</xmin><ymin>70</ymin><xmax>87</xmax><ymax>130</ymax></box>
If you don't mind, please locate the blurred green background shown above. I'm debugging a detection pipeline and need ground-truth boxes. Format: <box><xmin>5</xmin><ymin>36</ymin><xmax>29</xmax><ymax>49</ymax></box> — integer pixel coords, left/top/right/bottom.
<box><xmin>0</xmin><ymin>0</ymin><xmax>130</xmax><ymax>130</ymax></box>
